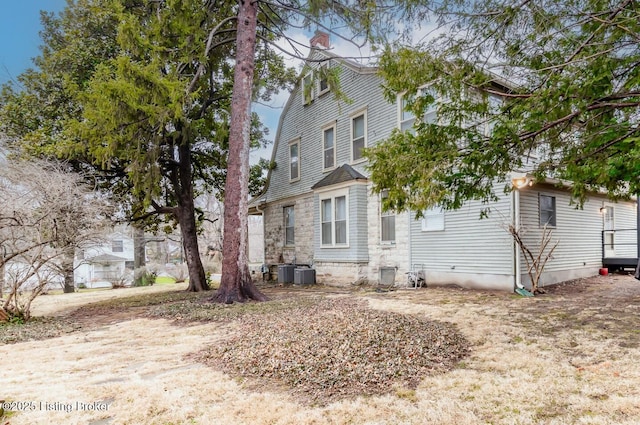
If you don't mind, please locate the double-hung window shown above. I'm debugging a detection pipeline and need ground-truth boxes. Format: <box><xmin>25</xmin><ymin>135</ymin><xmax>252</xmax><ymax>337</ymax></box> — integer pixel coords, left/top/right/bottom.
<box><xmin>380</xmin><ymin>190</ymin><xmax>395</xmax><ymax>243</ymax></box>
<box><xmin>539</xmin><ymin>194</ymin><xmax>556</xmax><ymax>227</ymax></box>
<box><xmin>322</xmin><ymin>123</ymin><xmax>336</xmax><ymax>171</ymax></box>
<box><xmin>320</xmin><ymin>190</ymin><xmax>348</xmax><ymax>246</ymax></box>
<box><xmin>284</xmin><ymin>206</ymin><xmax>295</xmax><ymax>246</ymax></box>
<box><xmin>399</xmin><ymin>87</ymin><xmax>438</xmax><ymax>132</ymax></box>
<box><xmin>302</xmin><ymin>73</ymin><xmax>313</xmax><ymax>105</ymax></box>
<box><xmin>351</xmin><ymin>109</ymin><xmax>367</xmax><ymax>162</ymax></box>
<box><xmin>289</xmin><ymin>139</ymin><xmax>300</xmax><ymax>182</ymax></box>
<box><xmin>112</xmin><ymin>240</ymin><xmax>124</xmax><ymax>252</ymax></box>
<box><xmin>318</xmin><ymin>63</ymin><xmax>329</xmax><ymax>96</ymax></box>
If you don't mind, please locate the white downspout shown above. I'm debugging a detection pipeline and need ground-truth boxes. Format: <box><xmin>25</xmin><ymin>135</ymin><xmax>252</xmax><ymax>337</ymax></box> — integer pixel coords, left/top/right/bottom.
<box><xmin>255</xmin><ymin>201</ymin><xmax>266</xmax><ymax>266</ymax></box>
<box><xmin>513</xmin><ymin>189</ymin><xmax>522</xmax><ymax>290</ymax></box>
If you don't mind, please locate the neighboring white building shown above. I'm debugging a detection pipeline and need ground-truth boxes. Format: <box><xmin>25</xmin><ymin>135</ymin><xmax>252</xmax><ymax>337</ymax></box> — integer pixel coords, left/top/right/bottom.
<box><xmin>250</xmin><ymin>33</ymin><xmax>638</xmax><ymax>291</ymax></box>
<box><xmin>74</xmin><ymin>226</ymin><xmax>135</xmax><ymax>288</ymax></box>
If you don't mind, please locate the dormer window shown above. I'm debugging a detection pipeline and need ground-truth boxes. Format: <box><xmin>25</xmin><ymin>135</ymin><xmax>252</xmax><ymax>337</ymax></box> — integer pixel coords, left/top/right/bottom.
<box><xmin>302</xmin><ymin>73</ymin><xmax>314</xmax><ymax>105</ymax></box>
<box><xmin>318</xmin><ymin>64</ymin><xmax>329</xmax><ymax>96</ymax></box>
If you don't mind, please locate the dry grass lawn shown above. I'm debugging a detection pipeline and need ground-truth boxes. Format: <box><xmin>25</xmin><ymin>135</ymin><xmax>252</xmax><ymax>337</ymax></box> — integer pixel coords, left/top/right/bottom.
<box><xmin>1</xmin><ymin>274</ymin><xmax>640</xmax><ymax>424</ymax></box>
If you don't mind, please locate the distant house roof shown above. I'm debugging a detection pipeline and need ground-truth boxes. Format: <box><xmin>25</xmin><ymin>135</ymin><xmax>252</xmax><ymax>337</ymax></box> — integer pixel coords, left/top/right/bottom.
<box><xmin>311</xmin><ymin>164</ymin><xmax>368</xmax><ymax>190</ymax></box>
<box><xmin>86</xmin><ymin>254</ymin><xmax>128</xmax><ymax>263</ymax></box>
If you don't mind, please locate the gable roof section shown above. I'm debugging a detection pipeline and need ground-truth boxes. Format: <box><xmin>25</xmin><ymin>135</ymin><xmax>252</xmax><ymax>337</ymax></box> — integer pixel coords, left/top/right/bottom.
<box><xmin>311</xmin><ymin>164</ymin><xmax>367</xmax><ymax>190</ymax></box>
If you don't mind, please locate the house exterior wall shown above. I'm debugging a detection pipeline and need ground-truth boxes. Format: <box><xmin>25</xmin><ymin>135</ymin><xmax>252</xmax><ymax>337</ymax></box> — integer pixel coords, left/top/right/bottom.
<box><xmin>258</xmin><ymin>47</ymin><xmax>637</xmax><ymax>291</ymax></box>
<box><xmin>366</xmin><ymin>183</ymin><xmax>410</xmax><ymax>285</ymax></box>
<box><xmin>265</xmin><ymin>63</ymin><xmax>395</xmax><ymax>202</ymax></box>
<box><xmin>74</xmin><ymin>227</ymin><xmax>135</xmax><ymax>288</ymax></box>
<box><xmin>409</xmin><ymin>185</ymin><xmax>515</xmax><ymax>291</ymax></box>
<box><xmin>260</xmin><ymin>49</ymin><xmax>410</xmax><ymax>285</ymax></box>
<box><xmin>518</xmin><ymin>184</ymin><xmax>637</xmax><ymax>287</ymax></box>
<box><xmin>263</xmin><ymin>194</ymin><xmax>314</xmax><ymax>265</ymax></box>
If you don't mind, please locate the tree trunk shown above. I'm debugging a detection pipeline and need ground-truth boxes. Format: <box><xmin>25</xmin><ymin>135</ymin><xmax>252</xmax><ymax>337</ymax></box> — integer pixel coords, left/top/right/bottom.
<box><xmin>213</xmin><ymin>0</ymin><xmax>267</xmax><ymax>303</ymax></box>
<box><xmin>175</xmin><ymin>140</ymin><xmax>209</xmax><ymax>292</ymax></box>
<box><xmin>133</xmin><ymin>225</ymin><xmax>146</xmax><ymax>286</ymax></box>
<box><xmin>62</xmin><ymin>253</ymin><xmax>75</xmax><ymax>293</ymax></box>
<box><xmin>0</xmin><ymin>262</ymin><xmax>4</xmax><ymax>299</ymax></box>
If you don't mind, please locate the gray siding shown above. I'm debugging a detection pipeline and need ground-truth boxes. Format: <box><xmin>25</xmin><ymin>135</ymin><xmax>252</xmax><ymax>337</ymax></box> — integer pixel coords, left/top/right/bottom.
<box><xmin>410</xmin><ymin>187</ymin><xmax>514</xmax><ymax>276</ymax></box>
<box><xmin>519</xmin><ymin>185</ymin><xmax>637</xmax><ymax>274</ymax></box>
<box><xmin>264</xmin><ymin>52</ymin><xmax>395</xmax><ymax>204</ymax></box>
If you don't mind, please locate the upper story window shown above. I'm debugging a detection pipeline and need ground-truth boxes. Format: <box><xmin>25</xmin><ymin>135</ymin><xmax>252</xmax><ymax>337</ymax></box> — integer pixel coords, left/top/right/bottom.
<box><xmin>284</xmin><ymin>206</ymin><xmax>295</xmax><ymax>246</ymax></box>
<box><xmin>320</xmin><ymin>189</ymin><xmax>348</xmax><ymax>246</ymax></box>
<box><xmin>289</xmin><ymin>139</ymin><xmax>300</xmax><ymax>182</ymax></box>
<box><xmin>421</xmin><ymin>206</ymin><xmax>445</xmax><ymax>232</ymax></box>
<box><xmin>351</xmin><ymin>110</ymin><xmax>367</xmax><ymax>163</ymax></box>
<box><xmin>302</xmin><ymin>73</ymin><xmax>314</xmax><ymax>105</ymax></box>
<box><xmin>400</xmin><ymin>95</ymin><xmax>415</xmax><ymax>132</ymax></box>
<box><xmin>484</xmin><ymin>94</ymin><xmax>502</xmax><ymax>136</ymax></box>
<box><xmin>318</xmin><ymin>63</ymin><xmax>329</xmax><ymax>96</ymax></box>
<box><xmin>322</xmin><ymin>123</ymin><xmax>336</xmax><ymax>171</ymax></box>
<box><xmin>112</xmin><ymin>240</ymin><xmax>124</xmax><ymax>252</ymax></box>
<box><xmin>399</xmin><ymin>87</ymin><xmax>438</xmax><ymax>132</ymax></box>
<box><xmin>539</xmin><ymin>194</ymin><xmax>556</xmax><ymax>227</ymax></box>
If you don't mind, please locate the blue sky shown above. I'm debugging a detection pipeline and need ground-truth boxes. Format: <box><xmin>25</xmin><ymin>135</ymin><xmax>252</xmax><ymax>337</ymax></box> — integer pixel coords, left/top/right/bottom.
<box><xmin>0</xmin><ymin>0</ymin><xmax>67</xmax><ymax>86</ymax></box>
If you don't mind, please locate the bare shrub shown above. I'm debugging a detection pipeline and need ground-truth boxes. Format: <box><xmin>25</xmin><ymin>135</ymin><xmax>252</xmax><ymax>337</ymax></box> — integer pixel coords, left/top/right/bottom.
<box><xmin>0</xmin><ymin>158</ymin><xmax>112</xmax><ymax>320</ymax></box>
<box><xmin>508</xmin><ymin>223</ymin><xmax>559</xmax><ymax>294</ymax></box>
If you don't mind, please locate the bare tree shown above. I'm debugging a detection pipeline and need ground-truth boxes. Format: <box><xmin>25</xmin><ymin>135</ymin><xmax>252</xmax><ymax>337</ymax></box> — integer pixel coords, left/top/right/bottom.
<box><xmin>508</xmin><ymin>223</ymin><xmax>559</xmax><ymax>295</ymax></box>
<box><xmin>0</xmin><ymin>159</ymin><xmax>112</xmax><ymax>321</ymax></box>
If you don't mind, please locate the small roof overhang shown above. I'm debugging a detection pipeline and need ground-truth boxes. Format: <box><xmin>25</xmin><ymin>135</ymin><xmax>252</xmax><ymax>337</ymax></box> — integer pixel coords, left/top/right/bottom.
<box><xmin>311</xmin><ymin>164</ymin><xmax>368</xmax><ymax>191</ymax></box>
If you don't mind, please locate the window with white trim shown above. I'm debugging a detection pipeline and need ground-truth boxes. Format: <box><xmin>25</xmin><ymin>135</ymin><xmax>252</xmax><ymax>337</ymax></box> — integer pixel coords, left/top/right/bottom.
<box><xmin>603</xmin><ymin>206</ymin><xmax>614</xmax><ymax>231</ymax></box>
<box><xmin>284</xmin><ymin>206</ymin><xmax>295</xmax><ymax>246</ymax></box>
<box><xmin>112</xmin><ymin>240</ymin><xmax>124</xmax><ymax>252</ymax></box>
<box><xmin>421</xmin><ymin>206</ymin><xmax>445</xmax><ymax>231</ymax></box>
<box><xmin>399</xmin><ymin>94</ymin><xmax>415</xmax><ymax>132</ymax></box>
<box><xmin>302</xmin><ymin>73</ymin><xmax>313</xmax><ymax>105</ymax></box>
<box><xmin>539</xmin><ymin>194</ymin><xmax>556</xmax><ymax>227</ymax></box>
<box><xmin>320</xmin><ymin>190</ymin><xmax>348</xmax><ymax>246</ymax></box>
<box><xmin>399</xmin><ymin>87</ymin><xmax>438</xmax><ymax>132</ymax></box>
<box><xmin>322</xmin><ymin>124</ymin><xmax>336</xmax><ymax>170</ymax></box>
<box><xmin>289</xmin><ymin>139</ymin><xmax>300</xmax><ymax>181</ymax></box>
<box><xmin>318</xmin><ymin>63</ymin><xmax>329</xmax><ymax>95</ymax></box>
<box><xmin>351</xmin><ymin>110</ymin><xmax>367</xmax><ymax>162</ymax></box>
<box><xmin>380</xmin><ymin>190</ymin><xmax>395</xmax><ymax>243</ymax></box>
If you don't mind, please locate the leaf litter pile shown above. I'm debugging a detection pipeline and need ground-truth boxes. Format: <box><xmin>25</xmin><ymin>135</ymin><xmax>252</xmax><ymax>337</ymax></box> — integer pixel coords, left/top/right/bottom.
<box><xmin>192</xmin><ymin>297</ymin><xmax>469</xmax><ymax>404</ymax></box>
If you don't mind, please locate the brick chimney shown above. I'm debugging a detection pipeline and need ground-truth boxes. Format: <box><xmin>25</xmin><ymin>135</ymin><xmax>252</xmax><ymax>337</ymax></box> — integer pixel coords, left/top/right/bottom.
<box><xmin>310</xmin><ymin>30</ymin><xmax>330</xmax><ymax>49</ymax></box>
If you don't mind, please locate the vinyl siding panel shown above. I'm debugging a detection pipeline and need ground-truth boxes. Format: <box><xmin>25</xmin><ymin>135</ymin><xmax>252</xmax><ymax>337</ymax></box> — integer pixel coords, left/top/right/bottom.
<box><xmin>264</xmin><ymin>52</ymin><xmax>395</xmax><ymax>204</ymax></box>
<box><xmin>518</xmin><ymin>185</ymin><xmax>637</xmax><ymax>281</ymax></box>
<box><xmin>410</xmin><ymin>188</ymin><xmax>514</xmax><ymax>277</ymax></box>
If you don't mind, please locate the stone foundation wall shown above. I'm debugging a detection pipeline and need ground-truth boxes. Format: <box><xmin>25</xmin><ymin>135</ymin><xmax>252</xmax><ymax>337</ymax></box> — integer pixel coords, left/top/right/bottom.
<box><xmin>263</xmin><ymin>194</ymin><xmax>314</xmax><ymax>265</ymax></box>
<box><xmin>313</xmin><ymin>261</ymin><xmax>369</xmax><ymax>286</ymax></box>
<box><xmin>365</xmin><ymin>184</ymin><xmax>410</xmax><ymax>285</ymax></box>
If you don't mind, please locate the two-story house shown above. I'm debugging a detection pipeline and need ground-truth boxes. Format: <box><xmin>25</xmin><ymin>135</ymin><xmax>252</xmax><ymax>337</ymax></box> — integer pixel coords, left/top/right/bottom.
<box><xmin>74</xmin><ymin>226</ymin><xmax>135</xmax><ymax>288</ymax></box>
<box><xmin>250</xmin><ymin>33</ymin><xmax>638</xmax><ymax>291</ymax></box>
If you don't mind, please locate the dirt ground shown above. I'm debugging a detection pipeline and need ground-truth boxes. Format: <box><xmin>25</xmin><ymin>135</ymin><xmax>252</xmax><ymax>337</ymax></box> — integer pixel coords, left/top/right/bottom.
<box><xmin>1</xmin><ymin>274</ymin><xmax>640</xmax><ymax>424</ymax></box>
